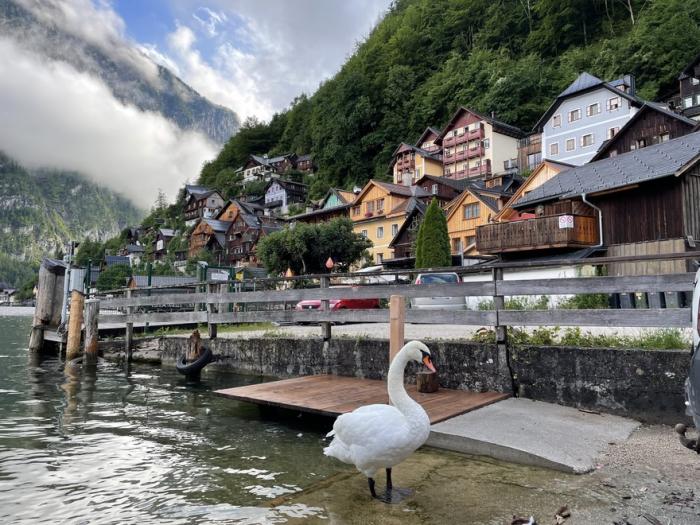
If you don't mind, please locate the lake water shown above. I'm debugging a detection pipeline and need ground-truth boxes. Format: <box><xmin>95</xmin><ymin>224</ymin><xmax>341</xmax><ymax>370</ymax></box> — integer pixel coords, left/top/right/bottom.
<box><xmin>0</xmin><ymin>316</ymin><xmax>344</xmax><ymax>524</ymax></box>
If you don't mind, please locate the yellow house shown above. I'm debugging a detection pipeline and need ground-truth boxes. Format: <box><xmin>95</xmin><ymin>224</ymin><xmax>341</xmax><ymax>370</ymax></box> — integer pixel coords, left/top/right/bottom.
<box><xmin>445</xmin><ymin>186</ymin><xmax>511</xmax><ymax>256</ymax></box>
<box><xmin>493</xmin><ymin>160</ymin><xmax>573</xmax><ymax>222</ymax></box>
<box><xmin>391</xmin><ymin>142</ymin><xmax>444</xmax><ymax>186</ymax></box>
<box><xmin>350</xmin><ymin>180</ymin><xmax>430</xmax><ymax>263</ymax></box>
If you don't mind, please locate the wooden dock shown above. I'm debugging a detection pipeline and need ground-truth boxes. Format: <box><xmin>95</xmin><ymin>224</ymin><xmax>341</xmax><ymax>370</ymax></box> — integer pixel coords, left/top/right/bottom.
<box><xmin>215</xmin><ymin>375</ymin><xmax>509</xmax><ymax>424</ymax></box>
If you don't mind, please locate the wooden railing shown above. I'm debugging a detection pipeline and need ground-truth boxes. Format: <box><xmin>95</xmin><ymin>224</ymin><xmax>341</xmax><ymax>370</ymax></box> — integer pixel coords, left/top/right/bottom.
<box><xmin>476</xmin><ymin>214</ymin><xmax>599</xmax><ymax>254</ymax></box>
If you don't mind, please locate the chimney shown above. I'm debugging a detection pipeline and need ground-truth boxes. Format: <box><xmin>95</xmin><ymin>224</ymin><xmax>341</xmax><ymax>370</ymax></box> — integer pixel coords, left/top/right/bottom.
<box><xmin>624</xmin><ymin>74</ymin><xmax>636</xmax><ymax>97</ymax></box>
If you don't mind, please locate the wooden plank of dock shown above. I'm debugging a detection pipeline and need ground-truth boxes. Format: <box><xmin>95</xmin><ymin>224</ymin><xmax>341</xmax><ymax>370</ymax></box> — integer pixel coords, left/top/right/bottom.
<box><xmin>214</xmin><ymin>375</ymin><xmax>509</xmax><ymax>424</ymax></box>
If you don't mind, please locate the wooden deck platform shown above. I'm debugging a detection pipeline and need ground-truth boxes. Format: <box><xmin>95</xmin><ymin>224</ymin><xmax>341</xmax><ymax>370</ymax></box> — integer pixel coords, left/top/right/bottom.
<box><xmin>214</xmin><ymin>375</ymin><xmax>509</xmax><ymax>425</ymax></box>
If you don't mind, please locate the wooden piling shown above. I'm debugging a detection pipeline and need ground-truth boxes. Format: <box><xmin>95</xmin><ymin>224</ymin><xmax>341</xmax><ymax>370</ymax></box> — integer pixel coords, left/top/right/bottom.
<box><xmin>29</xmin><ymin>264</ymin><xmax>57</xmax><ymax>352</ymax></box>
<box><xmin>207</xmin><ymin>283</ymin><xmax>217</xmax><ymax>339</ymax></box>
<box><xmin>125</xmin><ymin>289</ymin><xmax>133</xmax><ymax>361</ymax></box>
<box><xmin>65</xmin><ymin>290</ymin><xmax>85</xmax><ymax>360</ymax></box>
<box><xmin>389</xmin><ymin>295</ymin><xmax>405</xmax><ymax>362</ymax></box>
<box><xmin>320</xmin><ymin>276</ymin><xmax>331</xmax><ymax>341</ymax></box>
<box><xmin>84</xmin><ymin>298</ymin><xmax>100</xmax><ymax>363</ymax></box>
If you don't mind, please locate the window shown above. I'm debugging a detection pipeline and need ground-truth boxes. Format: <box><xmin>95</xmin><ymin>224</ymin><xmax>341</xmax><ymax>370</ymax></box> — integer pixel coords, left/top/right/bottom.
<box><xmin>463</xmin><ymin>203</ymin><xmax>480</xmax><ymax>220</ymax></box>
<box><xmin>396</xmin><ymin>172</ymin><xmax>403</xmax><ymax>184</ymax></box>
<box><xmin>660</xmin><ymin>132</ymin><xmax>670</xmax><ymax>143</ymax></box>
<box><xmin>581</xmin><ymin>134</ymin><xmax>594</xmax><ymax>147</ymax></box>
<box><xmin>552</xmin><ymin>114</ymin><xmax>562</xmax><ymax>128</ymax></box>
<box><xmin>360</xmin><ymin>229</ymin><xmax>368</xmax><ymax>238</ymax></box>
<box><xmin>527</xmin><ymin>152</ymin><xmax>542</xmax><ymax>170</ymax></box>
<box><xmin>607</xmin><ymin>127</ymin><xmax>620</xmax><ymax>139</ymax></box>
<box><xmin>693</xmin><ymin>78</ymin><xmax>700</xmax><ymax>86</ymax></box>
<box><xmin>376</xmin><ymin>198</ymin><xmax>385</xmax><ymax>211</ymax></box>
<box><xmin>415</xmin><ymin>167</ymin><xmax>422</xmax><ymax>179</ymax></box>
<box><xmin>392</xmin><ymin>223</ymin><xmax>398</xmax><ymax>237</ymax></box>
<box><xmin>444</xmin><ymin>166</ymin><xmax>452</xmax><ymax>175</ymax></box>
<box><xmin>352</xmin><ymin>206</ymin><xmax>360</xmax><ymax>216</ymax></box>
<box><xmin>685</xmin><ymin>97</ymin><xmax>694</xmax><ymax>109</ymax></box>
<box><xmin>366</xmin><ymin>201</ymin><xmax>375</xmax><ymax>213</ymax></box>
<box><xmin>565</xmin><ymin>138</ymin><xmax>575</xmax><ymax>151</ymax></box>
<box><xmin>376</xmin><ymin>226</ymin><xmax>384</xmax><ymax>239</ymax></box>
<box><xmin>452</xmin><ymin>238</ymin><xmax>461</xmax><ymax>252</ymax></box>
<box><xmin>466</xmin><ymin>235</ymin><xmax>476</xmax><ymax>246</ymax></box>
<box><xmin>482</xmin><ymin>138</ymin><xmax>490</xmax><ymax>149</ymax></box>
<box><xmin>568</xmin><ymin>109</ymin><xmax>581</xmax><ymax>122</ymax></box>
<box><xmin>586</xmin><ymin>103</ymin><xmax>600</xmax><ymax>117</ymax></box>
<box><xmin>432</xmin><ymin>184</ymin><xmax>438</xmax><ymax>195</ymax></box>
<box><xmin>549</xmin><ymin>142</ymin><xmax>559</xmax><ymax>156</ymax></box>
<box><xmin>607</xmin><ymin>96</ymin><xmax>621</xmax><ymax>111</ymax></box>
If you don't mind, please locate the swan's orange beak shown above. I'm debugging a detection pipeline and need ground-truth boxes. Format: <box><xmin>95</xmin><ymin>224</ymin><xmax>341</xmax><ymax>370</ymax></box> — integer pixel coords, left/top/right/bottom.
<box><xmin>422</xmin><ymin>355</ymin><xmax>436</xmax><ymax>373</ymax></box>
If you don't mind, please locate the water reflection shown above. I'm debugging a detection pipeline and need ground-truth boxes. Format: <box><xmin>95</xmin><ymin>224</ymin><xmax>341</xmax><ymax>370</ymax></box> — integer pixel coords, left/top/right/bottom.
<box><xmin>0</xmin><ymin>317</ymin><xmax>344</xmax><ymax>524</ymax></box>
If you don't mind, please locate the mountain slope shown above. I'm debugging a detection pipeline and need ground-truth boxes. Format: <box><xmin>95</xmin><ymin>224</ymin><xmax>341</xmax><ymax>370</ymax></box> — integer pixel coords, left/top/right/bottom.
<box><xmin>0</xmin><ymin>152</ymin><xmax>141</xmax><ymax>286</ymax></box>
<box><xmin>0</xmin><ymin>0</ymin><xmax>239</xmax><ymax>144</ymax></box>
<box><xmin>199</xmin><ymin>0</ymin><xmax>700</xmax><ymax>199</ymax></box>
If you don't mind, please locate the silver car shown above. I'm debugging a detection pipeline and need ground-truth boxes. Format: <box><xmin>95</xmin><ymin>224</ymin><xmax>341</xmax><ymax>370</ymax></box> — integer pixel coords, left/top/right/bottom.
<box><xmin>410</xmin><ymin>272</ymin><xmax>466</xmax><ymax>310</ymax></box>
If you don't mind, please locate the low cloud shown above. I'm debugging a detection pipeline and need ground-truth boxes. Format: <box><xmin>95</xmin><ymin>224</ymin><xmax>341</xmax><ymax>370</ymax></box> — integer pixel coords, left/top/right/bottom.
<box><xmin>0</xmin><ymin>37</ymin><xmax>217</xmax><ymax>208</ymax></box>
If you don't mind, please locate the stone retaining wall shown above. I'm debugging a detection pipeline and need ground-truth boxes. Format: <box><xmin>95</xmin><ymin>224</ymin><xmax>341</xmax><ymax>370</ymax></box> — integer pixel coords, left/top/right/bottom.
<box><xmin>154</xmin><ymin>336</ymin><xmax>691</xmax><ymax>424</ymax></box>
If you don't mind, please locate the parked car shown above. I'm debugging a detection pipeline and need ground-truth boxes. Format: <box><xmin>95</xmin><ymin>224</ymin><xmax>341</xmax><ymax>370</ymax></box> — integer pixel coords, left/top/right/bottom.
<box><xmin>295</xmin><ymin>287</ymin><xmax>380</xmax><ymax>311</ymax></box>
<box><xmin>410</xmin><ymin>272</ymin><xmax>466</xmax><ymax>310</ymax></box>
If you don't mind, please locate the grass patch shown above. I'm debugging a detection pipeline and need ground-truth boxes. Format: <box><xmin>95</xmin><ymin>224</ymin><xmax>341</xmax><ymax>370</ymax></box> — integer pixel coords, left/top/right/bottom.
<box><xmin>146</xmin><ymin>322</ymin><xmax>277</xmax><ymax>337</ymax></box>
<box><xmin>471</xmin><ymin>326</ymin><xmax>690</xmax><ymax>349</ymax></box>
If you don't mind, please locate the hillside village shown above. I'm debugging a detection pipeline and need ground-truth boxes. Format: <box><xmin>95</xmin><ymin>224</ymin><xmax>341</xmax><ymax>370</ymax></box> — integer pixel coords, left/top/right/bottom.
<box><xmin>83</xmin><ymin>53</ymin><xmax>700</xmax><ymax>290</ymax></box>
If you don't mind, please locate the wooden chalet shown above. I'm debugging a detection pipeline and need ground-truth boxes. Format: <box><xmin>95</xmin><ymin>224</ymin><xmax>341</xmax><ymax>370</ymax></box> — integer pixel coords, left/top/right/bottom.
<box><xmin>295</xmin><ymin>154</ymin><xmax>315</xmax><ymax>173</ymax></box>
<box><xmin>477</xmin><ymin>132</ymin><xmax>700</xmax><ymax>274</ymax></box>
<box><xmin>153</xmin><ymin>228</ymin><xmax>178</xmax><ymax>261</ymax></box>
<box><xmin>412</xmin><ymin>174</ymin><xmax>470</xmax><ymax>206</ymax></box>
<box><xmin>240</xmin><ymin>154</ymin><xmax>297</xmax><ymax>182</ymax></box>
<box><xmin>678</xmin><ymin>53</ymin><xmax>700</xmax><ymax>120</ymax></box>
<box><xmin>264</xmin><ymin>179</ymin><xmax>307</xmax><ymax>216</ymax></box>
<box><xmin>391</xmin><ymin>142</ymin><xmax>443</xmax><ymax>186</ymax></box>
<box><xmin>493</xmin><ymin>160</ymin><xmax>573</xmax><ymax>222</ymax></box>
<box><xmin>215</xmin><ymin>199</ymin><xmax>265</xmax><ymax>222</ymax></box>
<box><xmin>592</xmin><ymin>102</ymin><xmax>697</xmax><ymax>160</ymax></box>
<box><xmin>184</xmin><ymin>189</ymin><xmax>224</xmax><ymax>227</ymax></box>
<box><xmin>289</xmin><ymin>188</ymin><xmax>357</xmax><ymax>224</ymax></box>
<box><xmin>225</xmin><ymin>212</ymin><xmax>283</xmax><ymax>267</ymax></box>
<box><xmin>388</xmin><ymin>198</ymin><xmax>427</xmax><ymax>259</ymax></box>
<box><xmin>444</xmin><ymin>175</ymin><xmax>520</xmax><ymax>255</ymax></box>
<box><xmin>415</xmin><ymin>126</ymin><xmax>442</xmax><ymax>154</ymax></box>
<box><xmin>517</xmin><ymin>133</ymin><xmax>542</xmax><ymax>173</ymax></box>
<box><xmin>188</xmin><ymin>218</ymin><xmax>231</xmax><ymax>258</ymax></box>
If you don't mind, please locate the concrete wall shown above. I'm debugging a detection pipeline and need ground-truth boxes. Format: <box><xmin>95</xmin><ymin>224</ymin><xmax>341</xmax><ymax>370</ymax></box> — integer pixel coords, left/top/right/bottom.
<box><xmin>153</xmin><ymin>336</ymin><xmax>692</xmax><ymax>424</ymax></box>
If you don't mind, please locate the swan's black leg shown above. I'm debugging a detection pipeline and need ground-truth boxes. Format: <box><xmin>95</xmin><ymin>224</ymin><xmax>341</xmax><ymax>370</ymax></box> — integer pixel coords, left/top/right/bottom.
<box><xmin>368</xmin><ymin>477</ymin><xmax>377</xmax><ymax>498</ymax></box>
<box><xmin>386</xmin><ymin>468</ymin><xmax>393</xmax><ymax>490</ymax></box>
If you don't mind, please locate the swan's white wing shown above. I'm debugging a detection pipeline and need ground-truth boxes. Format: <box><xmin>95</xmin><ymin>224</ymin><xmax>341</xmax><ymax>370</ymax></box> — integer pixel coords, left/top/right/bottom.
<box><xmin>332</xmin><ymin>404</ymin><xmax>410</xmax><ymax>447</ymax></box>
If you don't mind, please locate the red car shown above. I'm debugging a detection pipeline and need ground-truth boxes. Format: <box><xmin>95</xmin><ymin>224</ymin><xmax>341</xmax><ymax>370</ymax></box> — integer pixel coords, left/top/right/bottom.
<box><xmin>295</xmin><ymin>297</ymin><xmax>380</xmax><ymax>310</ymax></box>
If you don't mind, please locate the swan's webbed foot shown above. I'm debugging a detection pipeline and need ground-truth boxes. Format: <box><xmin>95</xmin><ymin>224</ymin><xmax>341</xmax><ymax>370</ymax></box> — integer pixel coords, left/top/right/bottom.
<box><xmin>675</xmin><ymin>423</ymin><xmax>700</xmax><ymax>453</ymax></box>
<box><xmin>369</xmin><ymin>469</ymin><xmax>413</xmax><ymax>504</ymax></box>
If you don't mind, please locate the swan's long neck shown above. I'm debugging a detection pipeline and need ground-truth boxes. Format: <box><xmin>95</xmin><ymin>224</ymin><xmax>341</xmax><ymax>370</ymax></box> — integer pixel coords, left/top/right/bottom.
<box><xmin>387</xmin><ymin>348</ymin><xmax>425</xmax><ymax>424</ymax></box>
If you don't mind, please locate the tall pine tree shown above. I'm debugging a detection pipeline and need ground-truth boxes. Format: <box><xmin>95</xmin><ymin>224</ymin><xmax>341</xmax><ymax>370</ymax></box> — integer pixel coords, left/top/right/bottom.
<box><xmin>414</xmin><ymin>198</ymin><xmax>450</xmax><ymax>269</ymax></box>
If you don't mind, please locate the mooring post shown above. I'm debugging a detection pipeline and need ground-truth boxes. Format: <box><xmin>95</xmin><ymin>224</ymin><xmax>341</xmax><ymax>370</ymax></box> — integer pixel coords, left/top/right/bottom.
<box><xmin>320</xmin><ymin>275</ymin><xmax>331</xmax><ymax>341</ymax></box>
<box><xmin>125</xmin><ymin>288</ymin><xmax>133</xmax><ymax>362</ymax></box>
<box><xmin>206</xmin><ymin>283</ymin><xmax>217</xmax><ymax>340</ymax></box>
<box><xmin>492</xmin><ymin>267</ymin><xmax>515</xmax><ymax>395</ymax></box>
<box><xmin>29</xmin><ymin>264</ymin><xmax>56</xmax><ymax>352</ymax></box>
<box><xmin>84</xmin><ymin>298</ymin><xmax>100</xmax><ymax>363</ymax></box>
<box><xmin>65</xmin><ymin>290</ymin><xmax>85</xmax><ymax>360</ymax></box>
<box><xmin>389</xmin><ymin>295</ymin><xmax>405</xmax><ymax>362</ymax></box>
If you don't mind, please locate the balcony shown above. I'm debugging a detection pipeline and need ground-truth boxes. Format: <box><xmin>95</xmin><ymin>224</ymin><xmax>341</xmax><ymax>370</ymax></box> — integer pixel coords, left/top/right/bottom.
<box><xmin>454</xmin><ymin>150</ymin><xmax>467</xmax><ymax>162</ymax></box>
<box><xmin>476</xmin><ymin>214</ymin><xmax>599</xmax><ymax>254</ymax></box>
<box><xmin>467</xmin><ymin>126</ymin><xmax>484</xmax><ymax>140</ymax></box>
<box><xmin>468</xmin><ymin>160</ymin><xmax>491</xmax><ymax>176</ymax></box>
<box><xmin>466</xmin><ymin>146</ymin><xmax>484</xmax><ymax>159</ymax></box>
<box><xmin>442</xmin><ymin>135</ymin><xmax>456</xmax><ymax>147</ymax></box>
<box><xmin>455</xmin><ymin>133</ymin><xmax>469</xmax><ymax>145</ymax></box>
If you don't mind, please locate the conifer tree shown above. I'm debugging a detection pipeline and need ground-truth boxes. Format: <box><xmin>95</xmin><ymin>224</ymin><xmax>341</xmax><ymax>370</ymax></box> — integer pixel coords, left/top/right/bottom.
<box><xmin>414</xmin><ymin>198</ymin><xmax>451</xmax><ymax>269</ymax></box>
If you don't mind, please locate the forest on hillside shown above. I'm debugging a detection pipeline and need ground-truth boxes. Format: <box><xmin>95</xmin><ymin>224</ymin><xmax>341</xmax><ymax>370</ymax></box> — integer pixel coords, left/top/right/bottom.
<box><xmin>199</xmin><ymin>0</ymin><xmax>700</xmax><ymax>201</ymax></box>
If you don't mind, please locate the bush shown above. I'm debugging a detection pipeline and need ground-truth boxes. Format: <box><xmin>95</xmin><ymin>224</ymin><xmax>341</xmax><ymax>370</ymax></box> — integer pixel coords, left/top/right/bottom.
<box><xmin>415</xmin><ymin>198</ymin><xmax>450</xmax><ymax>269</ymax></box>
<box><xmin>96</xmin><ymin>264</ymin><xmax>132</xmax><ymax>291</ymax></box>
<box><xmin>559</xmin><ymin>293</ymin><xmax>609</xmax><ymax>309</ymax></box>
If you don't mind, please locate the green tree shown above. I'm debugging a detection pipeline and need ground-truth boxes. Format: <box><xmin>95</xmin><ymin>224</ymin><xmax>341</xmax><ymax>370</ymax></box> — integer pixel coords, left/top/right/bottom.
<box><xmin>415</xmin><ymin>198</ymin><xmax>450</xmax><ymax>269</ymax></box>
<box><xmin>96</xmin><ymin>264</ymin><xmax>132</xmax><ymax>291</ymax></box>
<box><xmin>75</xmin><ymin>238</ymin><xmax>105</xmax><ymax>267</ymax></box>
<box><xmin>257</xmin><ymin>217</ymin><xmax>371</xmax><ymax>275</ymax></box>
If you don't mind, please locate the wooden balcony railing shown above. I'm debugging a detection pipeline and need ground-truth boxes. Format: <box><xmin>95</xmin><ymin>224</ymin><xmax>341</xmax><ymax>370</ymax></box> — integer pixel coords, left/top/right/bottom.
<box><xmin>476</xmin><ymin>214</ymin><xmax>599</xmax><ymax>254</ymax></box>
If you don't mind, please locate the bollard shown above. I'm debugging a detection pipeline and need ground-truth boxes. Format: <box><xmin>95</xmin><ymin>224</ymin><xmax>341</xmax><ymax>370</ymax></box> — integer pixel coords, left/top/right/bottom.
<box><xmin>65</xmin><ymin>290</ymin><xmax>85</xmax><ymax>360</ymax></box>
<box><xmin>29</xmin><ymin>265</ymin><xmax>57</xmax><ymax>352</ymax></box>
<box><xmin>389</xmin><ymin>295</ymin><xmax>405</xmax><ymax>362</ymax></box>
<box><xmin>84</xmin><ymin>298</ymin><xmax>100</xmax><ymax>363</ymax></box>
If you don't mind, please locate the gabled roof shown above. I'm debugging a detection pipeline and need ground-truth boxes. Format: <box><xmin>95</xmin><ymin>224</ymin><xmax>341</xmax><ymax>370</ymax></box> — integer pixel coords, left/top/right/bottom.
<box><xmin>493</xmin><ymin>160</ymin><xmax>573</xmax><ymax>221</ymax></box>
<box><xmin>445</xmin><ymin>185</ymin><xmax>500</xmax><ymax>223</ymax></box>
<box><xmin>248</xmin><ymin>153</ymin><xmax>296</xmax><ymax>168</ymax></box>
<box><xmin>436</xmin><ymin>107</ymin><xmax>524</xmax><ymax>142</ymax></box>
<box><xmin>413</xmin><ymin>174</ymin><xmax>471</xmax><ymax>193</ymax></box>
<box><xmin>105</xmin><ymin>255</ymin><xmax>130</xmax><ymax>266</ymax></box>
<box><xmin>514</xmin><ymin>131</ymin><xmax>700</xmax><ymax>209</ymax></box>
<box><xmin>390</xmin><ymin>142</ymin><xmax>442</xmax><ymax>164</ymax></box>
<box><xmin>265</xmin><ymin>178</ymin><xmax>308</xmax><ymax>194</ymax></box>
<box><xmin>126</xmin><ymin>244</ymin><xmax>145</xmax><ymax>253</ymax></box>
<box><xmin>591</xmin><ymin>102</ymin><xmax>697</xmax><ymax>161</ymax></box>
<box><xmin>296</xmin><ymin>153</ymin><xmax>312</xmax><ymax>162</ymax></box>
<box><xmin>415</xmin><ymin>126</ymin><xmax>441</xmax><ymax>146</ymax></box>
<box><xmin>374</xmin><ymin>180</ymin><xmax>431</xmax><ymax>198</ymax></box>
<box><xmin>158</xmin><ymin>228</ymin><xmax>177</xmax><ymax>238</ymax></box>
<box><xmin>389</xmin><ymin>198</ymin><xmax>428</xmax><ymax>248</ymax></box>
<box><xmin>203</xmin><ymin>218</ymin><xmax>232</xmax><ymax>233</ymax></box>
<box><xmin>533</xmin><ymin>72</ymin><xmax>642</xmax><ymax>131</ymax></box>
<box><xmin>187</xmin><ymin>189</ymin><xmax>222</xmax><ymax>204</ymax></box>
<box><xmin>185</xmin><ymin>184</ymin><xmax>210</xmax><ymax>197</ymax></box>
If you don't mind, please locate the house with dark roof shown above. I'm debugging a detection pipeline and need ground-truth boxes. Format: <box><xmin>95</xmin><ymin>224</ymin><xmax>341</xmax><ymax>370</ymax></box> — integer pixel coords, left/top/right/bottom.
<box><xmin>415</xmin><ymin>127</ymin><xmax>442</xmax><ymax>154</ymax></box>
<box><xmin>591</xmin><ymin>102</ymin><xmax>697</xmax><ymax>160</ymax></box>
<box><xmin>677</xmin><ymin>53</ymin><xmax>700</xmax><ymax>120</ymax></box>
<box><xmin>127</xmin><ymin>275</ymin><xmax>198</xmax><ymax>290</ymax></box>
<box><xmin>263</xmin><ymin>179</ymin><xmax>307</xmax><ymax>216</ymax></box>
<box><xmin>350</xmin><ymin>180</ymin><xmax>431</xmax><ymax>263</ymax></box>
<box><xmin>288</xmin><ymin>188</ymin><xmax>358</xmax><ymax>224</ymax></box>
<box><xmin>388</xmin><ymin>198</ymin><xmax>427</xmax><ymax>260</ymax></box>
<box><xmin>153</xmin><ymin>228</ymin><xmax>179</xmax><ymax>261</ymax></box>
<box><xmin>435</xmin><ymin>107</ymin><xmax>523</xmax><ymax>180</ymax></box>
<box><xmin>535</xmin><ymin>72</ymin><xmax>641</xmax><ymax>166</ymax></box>
<box><xmin>412</xmin><ymin>174</ymin><xmax>471</xmax><ymax>205</ymax></box>
<box><xmin>476</xmin><ymin>132</ymin><xmax>700</xmax><ymax>273</ymax></box>
<box><xmin>215</xmin><ymin>199</ymin><xmax>265</xmax><ymax>222</ymax></box>
<box><xmin>295</xmin><ymin>153</ymin><xmax>315</xmax><ymax>173</ymax></box>
<box><xmin>184</xmin><ymin>189</ymin><xmax>225</xmax><ymax>227</ymax></box>
<box><xmin>391</xmin><ymin>142</ymin><xmax>443</xmax><ymax>186</ymax></box>
<box><xmin>225</xmin><ymin>212</ymin><xmax>283</xmax><ymax>267</ymax></box>
<box><xmin>188</xmin><ymin>218</ymin><xmax>232</xmax><ymax>258</ymax></box>
<box><xmin>240</xmin><ymin>153</ymin><xmax>297</xmax><ymax>182</ymax></box>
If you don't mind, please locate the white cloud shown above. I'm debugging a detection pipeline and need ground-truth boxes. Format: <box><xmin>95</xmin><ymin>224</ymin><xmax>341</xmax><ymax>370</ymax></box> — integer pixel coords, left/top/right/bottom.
<box><xmin>0</xmin><ymin>37</ymin><xmax>217</xmax><ymax>208</ymax></box>
<box><xmin>192</xmin><ymin>6</ymin><xmax>228</xmax><ymax>37</ymax></box>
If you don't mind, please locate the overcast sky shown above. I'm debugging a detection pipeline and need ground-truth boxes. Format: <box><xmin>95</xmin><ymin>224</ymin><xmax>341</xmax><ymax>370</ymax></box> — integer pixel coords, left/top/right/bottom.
<box><xmin>0</xmin><ymin>0</ymin><xmax>392</xmax><ymax>206</ymax></box>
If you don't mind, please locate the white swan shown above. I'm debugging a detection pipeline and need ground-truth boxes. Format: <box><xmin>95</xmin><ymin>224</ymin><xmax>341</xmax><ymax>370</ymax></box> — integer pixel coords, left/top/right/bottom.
<box><xmin>323</xmin><ymin>340</ymin><xmax>436</xmax><ymax>502</ymax></box>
